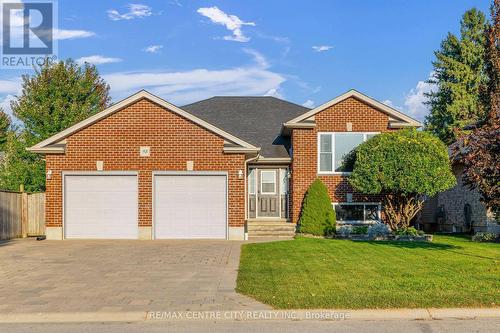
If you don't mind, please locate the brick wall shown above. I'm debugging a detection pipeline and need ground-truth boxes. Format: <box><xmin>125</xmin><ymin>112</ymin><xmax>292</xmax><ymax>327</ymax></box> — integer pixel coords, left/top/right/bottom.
<box><xmin>45</xmin><ymin>98</ymin><xmax>246</xmax><ymax>228</ymax></box>
<box><xmin>290</xmin><ymin>97</ymin><xmax>391</xmax><ymax>224</ymax></box>
<box><xmin>432</xmin><ymin>165</ymin><xmax>494</xmax><ymax>232</ymax></box>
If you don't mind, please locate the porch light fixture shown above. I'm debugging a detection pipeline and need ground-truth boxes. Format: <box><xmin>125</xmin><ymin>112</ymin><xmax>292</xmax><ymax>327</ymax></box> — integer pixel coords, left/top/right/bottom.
<box><xmin>238</xmin><ymin>170</ymin><xmax>243</xmax><ymax>179</ymax></box>
<box><xmin>46</xmin><ymin>169</ymin><xmax>52</xmax><ymax>180</ymax></box>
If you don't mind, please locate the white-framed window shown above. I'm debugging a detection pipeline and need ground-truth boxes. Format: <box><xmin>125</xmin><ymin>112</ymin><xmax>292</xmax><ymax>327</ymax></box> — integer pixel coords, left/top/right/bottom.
<box><xmin>318</xmin><ymin>132</ymin><xmax>379</xmax><ymax>174</ymax></box>
<box><xmin>248</xmin><ymin>168</ymin><xmax>256</xmax><ymax>195</ymax></box>
<box><xmin>260</xmin><ymin>170</ymin><xmax>276</xmax><ymax>194</ymax></box>
<box><xmin>334</xmin><ymin>203</ymin><xmax>381</xmax><ymax>223</ymax></box>
<box><xmin>279</xmin><ymin>168</ymin><xmax>288</xmax><ymax>195</ymax></box>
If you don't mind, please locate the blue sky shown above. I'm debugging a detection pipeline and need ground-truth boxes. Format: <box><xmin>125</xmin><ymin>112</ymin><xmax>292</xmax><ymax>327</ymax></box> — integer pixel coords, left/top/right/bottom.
<box><xmin>0</xmin><ymin>0</ymin><xmax>491</xmax><ymax>122</ymax></box>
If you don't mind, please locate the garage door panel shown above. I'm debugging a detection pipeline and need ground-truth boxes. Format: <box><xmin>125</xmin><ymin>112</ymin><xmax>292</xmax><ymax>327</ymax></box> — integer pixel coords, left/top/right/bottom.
<box><xmin>64</xmin><ymin>175</ymin><xmax>138</xmax><ymax>239</ymax></box>
<box><xmin>154</xmin><ymin>174</ymin><xmax>227</xmax><ymax>239</ymax></box>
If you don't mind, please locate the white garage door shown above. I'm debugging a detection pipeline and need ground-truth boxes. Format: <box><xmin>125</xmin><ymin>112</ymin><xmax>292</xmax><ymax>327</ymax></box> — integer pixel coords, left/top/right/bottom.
<box><xmin>64</xmin><ymin>174</ymin><xmax>138</xmax><ymax>239</ymax></box>
<box><xmin>154</xmin><ymin>174</ymin><xmax>227</xmax><ymax>239</ymax></box>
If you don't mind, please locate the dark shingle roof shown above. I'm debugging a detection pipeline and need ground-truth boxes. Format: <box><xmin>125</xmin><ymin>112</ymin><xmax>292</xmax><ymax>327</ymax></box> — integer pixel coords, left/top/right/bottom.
<box><xmin>182</xmin><ymin>96</ymin><xmax>310</xmax><ymax>158</ymax></box>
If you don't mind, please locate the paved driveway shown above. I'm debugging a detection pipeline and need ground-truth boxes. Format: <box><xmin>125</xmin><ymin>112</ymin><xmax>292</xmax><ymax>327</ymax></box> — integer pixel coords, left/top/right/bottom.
<box><xmin>0</xmin><ymin>239</ymin><xmax>267</xmax><ymax>313</ymax></box>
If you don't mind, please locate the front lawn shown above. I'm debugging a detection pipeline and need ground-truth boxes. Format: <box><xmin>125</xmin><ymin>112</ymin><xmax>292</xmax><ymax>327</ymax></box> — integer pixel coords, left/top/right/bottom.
<box><xmin>236</xmin><ymin>235</ymin><xmax>500</xmax><ymax>309</ymax></box>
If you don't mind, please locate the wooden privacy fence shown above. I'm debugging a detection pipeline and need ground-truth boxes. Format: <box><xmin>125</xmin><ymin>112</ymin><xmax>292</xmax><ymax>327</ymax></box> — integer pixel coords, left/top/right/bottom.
<box><xmin>0</xmin><ymin>191</ymin><xmax>45</xmax><ymax>240</ymax></box>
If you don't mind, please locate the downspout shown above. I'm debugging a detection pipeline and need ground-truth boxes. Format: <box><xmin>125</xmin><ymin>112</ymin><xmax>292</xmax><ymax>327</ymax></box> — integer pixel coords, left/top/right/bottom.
<box><xmin>244</xmin><ymin>153</ymin><xmax>260</xmax><ymax>240</ymax></box>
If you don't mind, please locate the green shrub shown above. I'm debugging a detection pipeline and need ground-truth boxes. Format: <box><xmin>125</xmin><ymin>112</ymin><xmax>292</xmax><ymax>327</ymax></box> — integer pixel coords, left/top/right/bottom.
<box><xmin>394</xmin><ymin>227</ymin><xmax>420</xmax><ymax>236</ymax></box>
<box><xmin>349</xmin><ymin>128</ymin><xmax>456</xmax><ymax>230</ymax></box>
<box><xmin>351</xmin><ymin>225</ymin><xmax>368</xmax><ymax>234</ymax></box>
<box><xmin>471</xmin><ymin>232</ymin><xmax>497</xmax><ymax>242</ymax></box>
<box><xmin>298</xmin><ymin>179</ymin><xmax>336</xmax><ymax>236</ymax></box>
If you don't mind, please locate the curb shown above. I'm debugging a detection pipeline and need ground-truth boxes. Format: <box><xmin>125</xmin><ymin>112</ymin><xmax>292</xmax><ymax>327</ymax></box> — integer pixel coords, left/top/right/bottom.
<box><xmin>0</xmin><ymin>308</ymin><xmax>498</xmax><ymax>324</ymax></box>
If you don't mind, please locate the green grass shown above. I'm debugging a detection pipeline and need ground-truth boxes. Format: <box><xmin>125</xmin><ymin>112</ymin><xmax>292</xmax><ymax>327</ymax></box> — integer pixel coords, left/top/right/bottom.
<box><xmin>236</xmin><ymin>235</ymin><xmax>500</xmax><ymax>309</ymax></box>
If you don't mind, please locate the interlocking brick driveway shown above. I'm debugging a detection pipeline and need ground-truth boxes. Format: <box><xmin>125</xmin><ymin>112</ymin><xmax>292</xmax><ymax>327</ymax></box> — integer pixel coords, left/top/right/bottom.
<box><xmin>0</xmin><ymin>239</ymin><xmax>267</xmax><ymax>313</ymax></box>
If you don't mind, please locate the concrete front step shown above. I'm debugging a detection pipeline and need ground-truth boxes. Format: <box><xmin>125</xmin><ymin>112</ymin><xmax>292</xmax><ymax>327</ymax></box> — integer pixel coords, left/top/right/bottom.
<box><xmin>249</xmin><ymin>233</ymin><xmax>296</xmax><ymax>238</ymax></box>
<box><xmin>247</xmin><ymin>225</ymin><xmax>296</xmax><ymax>232</ymax></box>
<box><xmin>249</xmin><ymin>236</ymin><xmax>295</xmax><ymax>241</ymax></box>
<box><xmin>247</xmin><ymin>221</ymin><xmax>296</xmax><ymax>239</ymax></box>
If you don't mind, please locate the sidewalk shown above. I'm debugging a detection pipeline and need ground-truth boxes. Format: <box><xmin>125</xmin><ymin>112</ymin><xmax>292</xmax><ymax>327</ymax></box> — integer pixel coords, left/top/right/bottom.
<box><xmin>0</xmin><ymin>308</ymin><xmax>498</xmax><ymax>323</ymax></box>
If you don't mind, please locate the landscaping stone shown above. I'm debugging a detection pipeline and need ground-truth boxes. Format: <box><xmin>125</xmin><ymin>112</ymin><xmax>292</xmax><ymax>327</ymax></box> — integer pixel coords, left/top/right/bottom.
<box><xmin>299</xmin><ymin>233</ymin><xmax>433</xmax><ymax>242</ymax></box>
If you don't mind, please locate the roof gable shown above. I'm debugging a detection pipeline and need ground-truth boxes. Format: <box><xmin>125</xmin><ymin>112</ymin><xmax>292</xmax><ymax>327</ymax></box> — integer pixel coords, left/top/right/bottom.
<box><xmin>28</xmin><ymin>90</ymin><xmax>260</xmax><ymax>154</ymax></box>
<box><xmin>284</xmin><ymin>89</ymin><xmax>422</xmax><ymax>129</ymax></box>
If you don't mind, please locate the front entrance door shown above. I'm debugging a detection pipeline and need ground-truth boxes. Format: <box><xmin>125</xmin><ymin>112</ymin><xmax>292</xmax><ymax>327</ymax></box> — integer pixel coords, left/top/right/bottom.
<box><xmin>248</xmin><ymin>167</ymin><xmax>288</xmax><ymax>219</ymax></box>
<box><xmin>258</xmin><ymin>169</ymin><xmax>280</xmax><ymax>218</ymax></box>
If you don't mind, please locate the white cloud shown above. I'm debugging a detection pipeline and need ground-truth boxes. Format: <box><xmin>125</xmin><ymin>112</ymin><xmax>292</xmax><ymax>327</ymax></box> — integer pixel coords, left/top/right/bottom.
<box><xmin>0</xmin><ymin>2</ymin><xmax>94</xmax><ymax>44</ymax></box>
<box><xmin>197</xmin><ymin>6</ymin><xmax>255</xmax><ymax>42</ymax></box>
<box><xmin>264</xmin><ymin>88</ymin><xmax>283</xmax><ymax>99</ymax></box>
<box><xmin>403</xmin><ymin>73</ymin><xmax>435</xmax><ymax>121</ymax></box>
<box><xmin>242</xmin><ymin>48</ymin><xmax>269</xmax><ymax>68</ymax></box>
<box><xmin>76</xmin><ymin>55</ymin><xmax>122</xmax><ymax>65</ymax></box>
<box><xmin>312</xmin><ymin>45</ymin><xmax>333</xmax><ymax>52</ymax></box>
<box><xmin>382</xmin><ymin>99</ymin><xmax>402</xmax><ymax>110</ymax></box>
<box><xmin>302</xmin><ymin>100</ymin><xmax>315</xmax><ymax>108</ymax></box>
<box><xmin>168</xmin><ymin>0</ymin><xmax>182</xmax><ymax>6</ymax></box>
<box><xmin>107</xmin><ymin>4</ymin><xmax>152</xmax><ymax>21</ymax></box>
<box><xmin>53</xmin><ymin>29</ymin><xmax>95</xmax><ymax>40</ymax></box>
<box><xmin>103</xmin><ymin>51</ymin><xmax>285</xmax><ymax>105</ymax></box>
<box><xmin>0</xmin><ymin>94</ymin><xmax>17</xmax><ymax>121</ymax></box>
<box><xmin>0</xmin><ymin>79</ymin><xmax>21</xmax><ymax>95</ymax></box>
<box><xmin>144</xmin><ymin>45</ymin><xmax>163</xmax><ymax>53</ymax></box>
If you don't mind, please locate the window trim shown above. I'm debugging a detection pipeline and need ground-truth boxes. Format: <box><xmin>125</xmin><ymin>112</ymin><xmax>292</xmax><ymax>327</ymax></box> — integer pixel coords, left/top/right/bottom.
<box><xmin>333</xmin><ymin>202</ymin><xmax>381</xmax><ymax>224</ymax></box>
<box><xmin>260</xmin><ymin>170</ymin><xmax>277</xmax><ymax>195</ymax></box>
<box><xmin>248</xmin><ymin>168</ymin><xmax>256</xmax><ymax>195</ymax></box>
<box><xmin>317</xmin><ymin>132</ymin><xmax>379</xmax><ymax>175</ymax></box>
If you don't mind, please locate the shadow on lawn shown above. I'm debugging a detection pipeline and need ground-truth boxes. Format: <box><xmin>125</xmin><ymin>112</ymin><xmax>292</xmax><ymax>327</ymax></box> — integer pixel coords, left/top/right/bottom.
<box><xmin>364</xmin><ymin>240</ymin><xmax>458</xmax><ymax>250</ymax></box>
<box><xmin>366</xmin><ymin>240</ymin><xmax>498</xmax><ymax>260</ymax></box>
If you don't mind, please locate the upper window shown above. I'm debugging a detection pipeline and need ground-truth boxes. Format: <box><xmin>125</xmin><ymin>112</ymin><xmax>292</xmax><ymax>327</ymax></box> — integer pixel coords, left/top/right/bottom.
<box><xmin>318</xmin><ymin>132</ymin><xmax>378</xmax><ymax>174</ymax></box>
<box><xmin>260</xmin><ymin>170</ymin><xmax>276</xmax><ymax>194</ymax></box>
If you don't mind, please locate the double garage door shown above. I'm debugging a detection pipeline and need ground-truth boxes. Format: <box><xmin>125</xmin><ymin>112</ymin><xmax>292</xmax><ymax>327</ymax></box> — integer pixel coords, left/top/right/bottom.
<box><xmin>64</xmin><ymin>173</ymin><xmax>227</xmax><ymax>239</ymax></box>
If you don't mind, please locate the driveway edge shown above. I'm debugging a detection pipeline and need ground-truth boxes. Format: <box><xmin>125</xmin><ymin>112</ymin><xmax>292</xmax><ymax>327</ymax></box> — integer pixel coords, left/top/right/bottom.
<box><xmin>0</xmin><ymin>308</ymin><xmax>499</xmax><ymax>323</ymax></box>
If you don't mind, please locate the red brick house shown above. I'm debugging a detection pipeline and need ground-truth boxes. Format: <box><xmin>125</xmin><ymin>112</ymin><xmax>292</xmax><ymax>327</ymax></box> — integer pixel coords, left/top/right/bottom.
<box><xmin>29</xmin><ymin>89</ymin><xmax>421</xmax><ymax>240</ymax></box>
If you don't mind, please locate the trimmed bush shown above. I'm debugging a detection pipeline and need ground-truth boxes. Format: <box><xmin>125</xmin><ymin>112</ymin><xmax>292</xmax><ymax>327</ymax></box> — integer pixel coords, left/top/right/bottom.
<box><xmin>298</xmin><ymin>179</ymin><xmax>336</xmax><ymax>236</ymax></box>
<box><xmin>367</xmin><ymin>223</ymin><xmax>391</xmax><ymax>237</ymax></box>
<box><xmin>472</xmin><ymin>232</ymin><xmax>497</xmax><ymax>242</ymax></box>
<box><xmin>351</xmin><ymin>225</ymin><xmax>369</xmax><ymax>235</ymax></box>
<box><xmin>337</xmin><ymin>225</ymin><xmax>352</xmax><ymax>236</ymax></box>
<box><xmin>393</xmin><ymin>227</ymin><xmax>421</xmax><ymax>236</ymax></box>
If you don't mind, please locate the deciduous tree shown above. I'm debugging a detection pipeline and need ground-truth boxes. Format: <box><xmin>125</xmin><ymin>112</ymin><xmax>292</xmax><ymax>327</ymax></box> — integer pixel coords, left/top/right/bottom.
<box><xmin>349</xmin><ymin>129</ymin><xmax>456</xmax><ymax>230</ymax></box>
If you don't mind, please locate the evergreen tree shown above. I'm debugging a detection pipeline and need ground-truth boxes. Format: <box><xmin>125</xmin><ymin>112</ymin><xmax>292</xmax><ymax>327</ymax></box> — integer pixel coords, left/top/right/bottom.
<box><xmin>425</xmin><ymin>8</ymin><xmax>489</xmax><ymax>144</ymax></box>
<box><xmin>0</xmin><ymin>109</ymin><xmax>10</xmax><ymax>151</ymax></box>
<box><xmin>298</xmin><ymin>179</ymin><xmax>336</xmax><ymax>236</ymax></box>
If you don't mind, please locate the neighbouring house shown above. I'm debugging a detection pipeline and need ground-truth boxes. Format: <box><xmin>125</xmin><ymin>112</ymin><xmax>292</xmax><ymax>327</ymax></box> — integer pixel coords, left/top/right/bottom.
<box><xmin>28</xmin><ymin>89</ymin><xmax>421</xmax><ymax>240</ymax></box>
<box><xmin>419</xmin><ymin>166</ymin><xmax>499</xmax><ymax>234</ymax></box>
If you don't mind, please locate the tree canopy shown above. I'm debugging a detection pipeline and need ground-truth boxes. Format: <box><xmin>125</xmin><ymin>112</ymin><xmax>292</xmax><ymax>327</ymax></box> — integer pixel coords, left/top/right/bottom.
<box><xmin>0</xmin><ymin>60</ymin><xmax>111</xmax><ymax>192</ymax></box>
<box><xmin>13</xmin><ymin>59</ymin><xmax>111</xmax><ymax>145</ymax></box>
<box><xmin>0</xmin><ymin>109</ymin><xmax>10</xmax><ymax>151</ymax></box>
<box><xmin>457</xmin><ymin>0</ymin><xmax>500</xmax><ymax>218</ymax></box>
<box><xmin>425</xmin><ymin>8</ymin><xmax>489</xmax><ymax>144</ymax></box>
<box><xmin>349</xmin><ymin>129</ymin><xmax>456</xmax><ymax>229</ymax></box>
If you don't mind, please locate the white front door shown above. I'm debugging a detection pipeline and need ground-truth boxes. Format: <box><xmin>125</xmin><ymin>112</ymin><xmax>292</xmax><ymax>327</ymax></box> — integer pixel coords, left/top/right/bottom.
<box><xmin>64</xmin><ymin>174</ymin><xmax>138</xmax><ymax>239</ymax></box>
<box><xmin>154</xmin><ymin>174</ymin><xmax>227</xmax><ymax>239</ymax></box>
